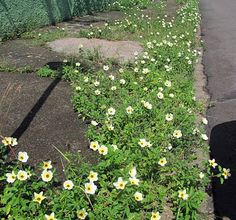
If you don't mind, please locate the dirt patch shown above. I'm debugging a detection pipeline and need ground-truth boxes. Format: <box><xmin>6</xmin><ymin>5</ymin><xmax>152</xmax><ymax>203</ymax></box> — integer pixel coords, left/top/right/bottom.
<box><xmin>0</xmin><ymin>72</ymin><xmax>96</xmax><ymax>178</ymax></box>
<box><xmin>48</xmin><ymin>38</ymin><xmax>143</xmax><ymax>63</ymax></box>
<box><xmin>0</xmin><ymin>40</ymin><xmax>62</xmax><ymax>70</ymax></box>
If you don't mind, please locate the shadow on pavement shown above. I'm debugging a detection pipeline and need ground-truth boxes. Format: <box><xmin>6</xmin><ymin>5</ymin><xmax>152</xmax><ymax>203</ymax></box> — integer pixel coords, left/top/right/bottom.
<box><xmin>210</xmin><ymin>121</ymin><xmax>236</xmax><ymax>220</ymax></box>
<box><xmin>11</xmin><ymin>62</ymin><xmax>63</xmax><ymax>139</ymax></box>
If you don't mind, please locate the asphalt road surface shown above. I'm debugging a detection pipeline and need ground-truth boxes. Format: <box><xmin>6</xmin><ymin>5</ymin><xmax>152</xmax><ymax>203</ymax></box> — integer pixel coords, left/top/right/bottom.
<box><xmin>200</xmin><ymin>0</ymin><xmax>236</xmax><ymax>219</ymax></box>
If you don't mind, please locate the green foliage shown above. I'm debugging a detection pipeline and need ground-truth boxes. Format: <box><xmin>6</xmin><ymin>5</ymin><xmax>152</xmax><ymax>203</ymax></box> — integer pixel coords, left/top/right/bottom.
<box><xmin>36</xmin><ymin>65</ymin><xmax>58</xmax><ymax>78</ymax></box>
<box><xmin>0</xmin><ymin>0</ymin><xmax>230</xmax><ymax>219</ymax></box>
<box><xmin>21</xmin><ymin>28</ymin><xmax>68</xmax><ymax>46</ymax></box>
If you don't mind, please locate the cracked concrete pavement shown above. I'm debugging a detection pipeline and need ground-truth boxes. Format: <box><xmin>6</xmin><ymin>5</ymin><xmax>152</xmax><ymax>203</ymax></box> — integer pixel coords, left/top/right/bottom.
<box><xmin>200</xmin><ymin>0</ymin><xmax>236</xmax><ymax>219</ymax></box>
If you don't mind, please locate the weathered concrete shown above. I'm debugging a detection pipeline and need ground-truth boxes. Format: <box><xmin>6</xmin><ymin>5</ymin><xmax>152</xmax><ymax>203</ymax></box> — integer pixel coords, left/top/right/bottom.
<box><xmin>48</xmin><ymin>38</ymin><xmax>143</xmax><ymax>63</ymax></box>
<box><xmin>0</xmin><ymin>72</ymin><xmax>96</xmax><ymax>178</ymax></box>
<box><xmin>0</xmin><ymin>40</ymin><xmax>62</xmax><ymax>69</ymax></box>
<box><xmin>200</xmin><ymin>0</ymin><xmax>236</xmax><ymax>219</ymax></box>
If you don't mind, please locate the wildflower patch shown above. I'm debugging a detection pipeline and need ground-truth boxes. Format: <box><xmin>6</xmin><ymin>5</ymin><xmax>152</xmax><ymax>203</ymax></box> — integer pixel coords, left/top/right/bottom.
<box><xmin>0</xmin><ymin>0</ymin><xmax>230</xmax><ymax>219</ymax></box>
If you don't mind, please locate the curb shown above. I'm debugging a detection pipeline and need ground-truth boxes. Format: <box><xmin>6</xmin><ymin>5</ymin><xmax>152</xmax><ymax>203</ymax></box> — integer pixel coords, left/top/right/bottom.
<box><xmin>194</xmin><ymin>25</ymin><xmax>214</xmax><ymax>220</ymax></box>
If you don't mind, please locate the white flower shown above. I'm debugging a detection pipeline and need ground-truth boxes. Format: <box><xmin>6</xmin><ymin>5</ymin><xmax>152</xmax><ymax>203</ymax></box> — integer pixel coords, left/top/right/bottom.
<box><xmin>165</xmin><ymin>113</ymin><xmax>173</xmax><ymax>121</ymax></box>
<box><xmin>112</xmin><ymin>144</ymin><xmax>118</xmax><ymax>151</ymax></box>
<box><xmin>107</xmin><ymin>107</ymin><xmax>116</xmax><ymax>115</ymax></box>
<box><xmin>111</xmin><ymin>86</ymin><xmax>117</xmax><ymax>91</ymax></box>
<box><xmin>129</xmin><ymin>177</ymin><xmax>140</xmax><ymax>185</ymax></box>
<box><xmin>6</xmin><ymin>171</ymin><xmax>16</xmax><ymax>183</ymax></box>
<box><xmin>98</xmin><ymin>145</ymin><xmax>108</xmax><ymax>155</ymax></box>
<box><xmin>75</xmin><ymin>86</ymin><xmax>81</xmax><ymax>91</ymax></box>
<box><xmin>43</xmin><ymin>161</ymin><xmax>52</xmax><ymax>170</ymax></box>
<box><xmin>201</xmin><ymin>134</ymin><xmax>208</xmax><ymax>141</ymax></box>
<box><xmin>199</xmin><ymin>172</ymin><xmax>205</xmax><ymax>179</ymax></box>
<box><xmin>129</xmin><ymin>167</ymin><xmax>137</xmax><ymax>177</ymax></box>
<box><xmin>157</xmin><ymin>92</ymin><xmax>164</xmax><ymax>99</ymax></box>
<box><xmin>17</xmin><ymin>170</ymin><xmax>28</xmax><ymax>181</ymax></box>
<box><xmin>91</xmin><ymin>120</ymin><xmax>98</xmax><ymax>126</ymax></box>
<box><xmin>164</xmin><ymin>80</ymin><xmax>172</xmax><ymax>87</ymax></box>
<box><xmin>18</xmin><ymin>152</ymin><xmax>29</xmax><ymax>163</ymax></box>
<box><xmin>76</xmin><ymin>62</ymin><xmax>81</xmax><ymax>67</ymax></box>
<box><xmin>138</xmin><ymin>138</ymin><xmax>147</xmax><ymax>148</ymax></box>
<box><xmin>146</xmin><ymin>141</ymin><xmax>152</xmax><ymax>148</ymax></box>
<box><xmin>77</xmin><ymin>209</ymin><xmax>88</xmax><ymax>220</ymax></box>
<box><xmin>134</xmin><ymin>67</ymin><xmax>139</xmax><ymax>73</ymax></box>
<box><xmin>192</xmin><ymin>128</ymin><xmax>200</xmax><ymax>134</ymax></box>
<box><xmin>178</xmin><ymin>189</ymin><xmax>189</xmax><ymax>200</ymax></box>
<box><xmin>126</xmin><ymin>106</ymin><xmax>134</xmax><ymax>114</ymax></box>
<box><xmin>119</xmin><ymin>68</ymin><xmax>124</xmax><ymax>73</ymax></box>
<box><xmin>143</xmin><ymin>101</ymin><xmax>152</xmax><ymax>110</ymax></box>
<box><xmin>107</xmin><ymin>124</ymin><xmax>114</xmax><ymax>131</ymax></box>
<box><xmin>120</xmin><ymin>79</ymin><xmax>126</xmax><ymax>85</ymax></box>
<box><xmin>84</xmin><ymin>77</ymin><xmax>89</xmax><ymax>82</ymax></box>
<box><xmin>94</xmin><ymin>81</ymin><xmax>100</xmax><ymax>86</ymax></box>
<box><xmin>209</xmin><ymin>159</ymin><xmax>218</xmax><ymax>168</ymax></box>
<box><xmin>113</xmin><ymin>177</ymin><xmax>127</xmax><ymax>190</ymax></box>
<box><xmin>167</xmin><ymin>143</ymin><xmax>173</xmax><ymax>150</ymax></box>
<box><xmin>134</xmin><ymin>192</ymin><xmax>143</xmax><ymax>201</ymax></box>
<box><xmin>109</xmin><ymin>75</ymin><xmax>115</xmax><ymax>80</ymax></box>
<box><xmin>88</xmin><ymin>171</ymin><xmax>98</xmax><ymax>182</ymax></box>
<box><xmin>222</xmin><ymin>168</ymin><xmax>231</xmax><ymax>179</ymax></box>
<box><xmin>45</xmin><ymin>212</ymin><xmax>57</xmax><ymax>220</ymax></box>
<box><xmin>202</xmin><ymin>118</ymin><xmax>208</xmax><ymax>125</ymax></box>
<box><xmin>2</xmin><ymin>137</ymin><xmax>18</xmax><ymax>146</ymax></box>
<box><xmin>103</xmin><ymin>65</ymin><xmax>109</xmax><ymax>71</ymax></box>
<box><xmin>95</xmin><ymin>90</ymin><xmax>101</xmax><ymax>95</ymax></box>
<box><xmin>173</xmin><ymin>130</ymin><xmax>182</xmax><ymax>138</ymax></box>
<box><xmin>169</xmin><ymin>93</ymin><xmax>174</xmax><ymax>98</ymax></box>
<box><xmin>41</xmin><ymin>170</ymin><xmax>53</xmax><ymax>182</ymax></box>
<box><xmin>84</xmin><ymin>182</ymin><xmax>97</xmax><ymax>194</ymax></box>
<box><xmin>90</xmin><ymin>141</ymin><xmax>99</xmax><ymax>151</ymax></box>
<box><xmin>142</xmin><ymin>68</ymin><xmax>150</xmax><ymax>74</ymax></box>
<box><xmin>63</xmin><ymin>180</ymin><xmax>74</xmax><ymax>190</ymax></box>
<box><xmin>33</xmin><ymin>191</ymin><xmax>46</xmax><ymax>204</ymax></box>
<box><xmin>158</xmin><ymin>158</ymin><xmax>167</xmax><ymax>167</ymax></box>
<box><xmin>151</xmin><ymin>211</ymin><xmax>161</xmax><ymax>220</ymax></box>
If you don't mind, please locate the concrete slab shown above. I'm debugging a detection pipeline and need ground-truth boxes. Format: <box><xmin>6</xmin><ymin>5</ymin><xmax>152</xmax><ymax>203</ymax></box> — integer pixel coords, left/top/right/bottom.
<box><xmin>47</xmin><ymin>38</ymin><xmax>143</xmax><ymax>63</ymax></box>
<box><xmin>0</xmin><ymin>72</ymin><xmax>96</xmax><ymax>178</ymax></box>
